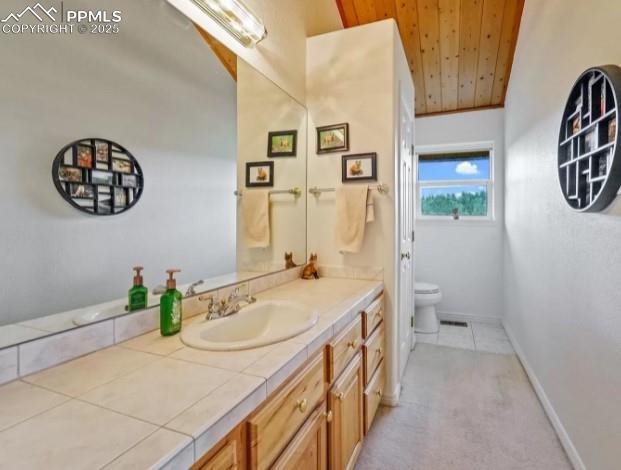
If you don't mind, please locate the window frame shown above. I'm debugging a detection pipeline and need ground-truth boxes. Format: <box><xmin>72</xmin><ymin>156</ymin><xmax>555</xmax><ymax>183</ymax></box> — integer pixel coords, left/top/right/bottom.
<box><xmin>415</xmin><ymin>141</ymin><xmax>495</xmax><ymax>223</ymax></box>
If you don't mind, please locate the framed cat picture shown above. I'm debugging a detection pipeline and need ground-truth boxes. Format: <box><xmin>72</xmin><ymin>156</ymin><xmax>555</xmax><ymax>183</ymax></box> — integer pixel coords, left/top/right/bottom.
<box><xmin>317</xmin><ymin>123</ymin><xmax>349</xmax><ymax>154</ymax></box>
<box><xmin>342</xmin><ymin>153</ymin><xmax>377</xmax><ymax>182</ymax></box>
<box><xmin>267</xmin><ymin>130</ymin><xmax>297</xmax><ymax>157</ymax></box>
<box><xmin>246</xmin><ymin>161</ymin><xmax>274</xmax><ymax>187</ymax></box>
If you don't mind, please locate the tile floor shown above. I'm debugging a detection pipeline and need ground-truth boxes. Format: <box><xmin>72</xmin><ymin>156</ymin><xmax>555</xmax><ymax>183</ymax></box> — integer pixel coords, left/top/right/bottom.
<box><xmin>416</xmin><ymin>321</ymin><xmax>515</xmax><ymax>355</ymax></box>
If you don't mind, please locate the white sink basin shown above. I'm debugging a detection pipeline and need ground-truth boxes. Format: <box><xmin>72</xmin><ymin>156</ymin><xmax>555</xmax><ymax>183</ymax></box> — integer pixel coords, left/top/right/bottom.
<box><xmin>181</xmin><ymin>300</ymin><xmax>318</xmax><ymax>351</ymax></box>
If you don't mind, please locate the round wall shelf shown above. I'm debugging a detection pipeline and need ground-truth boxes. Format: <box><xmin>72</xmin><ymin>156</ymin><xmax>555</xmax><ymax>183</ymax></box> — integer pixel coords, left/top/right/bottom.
<box><xmin>52</xmin><ymin>138</ymin><xmax>144</xmax><ymax>215</ymax></box>
<box><xmin>558</xmin><ymin>65</ymin><xmax>621</xmax><ymax>212</ymax></box>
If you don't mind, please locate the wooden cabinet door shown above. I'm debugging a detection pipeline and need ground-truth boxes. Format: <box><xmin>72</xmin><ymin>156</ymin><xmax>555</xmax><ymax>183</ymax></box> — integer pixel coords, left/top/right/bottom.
<box><xmin>272</xmin><ymin>402</ymin><xmax>328</xmax><ymax>470</ymax></box>
<box><xmin>328</xmin><ymin>352</ymin><xmax>364</xmax><ymax>470</ymax></box>
<box><xmin>194</xmin><ymin>422</ymin><xmax>245</xmax><ymax>470</ymax></box>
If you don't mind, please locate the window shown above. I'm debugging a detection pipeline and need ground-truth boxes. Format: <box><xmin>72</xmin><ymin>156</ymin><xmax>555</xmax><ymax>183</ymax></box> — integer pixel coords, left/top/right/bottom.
<box><xmin>416</xmin><ymin>146</ymin><xmax>493</xmax><ymax>220</ymax></box>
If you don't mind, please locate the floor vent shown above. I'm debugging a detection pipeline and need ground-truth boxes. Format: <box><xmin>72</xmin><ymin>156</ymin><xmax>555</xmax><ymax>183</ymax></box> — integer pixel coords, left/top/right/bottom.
<box><xmin>440</xmin><ymin>320</ymin><xmax>469</xmax><ymax>327</ymax></box>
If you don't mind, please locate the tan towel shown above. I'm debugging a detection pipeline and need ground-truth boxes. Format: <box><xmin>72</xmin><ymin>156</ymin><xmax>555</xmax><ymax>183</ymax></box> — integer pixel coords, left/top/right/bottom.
<box><xmin>242</xmin><ymin>191</ymin><xmax>270</xmax><ymax>248</ymax></box>
<box><xmin>335</xmin><ymin>186</ymin><xmax>369</xmax><ymax>253</ymax></box>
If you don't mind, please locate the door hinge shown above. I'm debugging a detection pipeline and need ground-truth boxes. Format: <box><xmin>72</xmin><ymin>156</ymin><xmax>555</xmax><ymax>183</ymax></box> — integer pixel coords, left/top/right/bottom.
<box><xmin>411</xmin><ymin>316</ymin><xmax>414</xmax><ymax>328</ymax></box>
<box><xmin>410</xmin><ymin>144</ymin><xmax>414</xmax><ymax>156</ymax></box>
<box><xmin>412</xmin><ymin>230</ymin><xmax>415</xmax><ymax>241</ymax></box>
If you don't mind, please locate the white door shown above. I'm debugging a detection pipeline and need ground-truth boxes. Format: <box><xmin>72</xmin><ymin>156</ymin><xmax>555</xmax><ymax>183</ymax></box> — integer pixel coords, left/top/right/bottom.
<box><xmin>398</xmin><ymin>85</ymin><xmax>415</xmax><ymax>379</ymax></box>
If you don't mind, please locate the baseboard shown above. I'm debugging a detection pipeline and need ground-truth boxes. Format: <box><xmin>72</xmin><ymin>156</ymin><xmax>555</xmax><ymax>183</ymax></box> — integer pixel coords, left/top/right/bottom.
<box><xmin>503</xmin><ymin>321</ymin><xmax>585</xmax><ymax>470</ymax></box>
<box><xmin>381</xmin><ymin>382</ymin><xmax>400</xmax><ymax>407</ymax></box>
<box><xmin>437</xmin><ymin>310</ymin><xmax>502</xmax><ymax>327</ymax></box>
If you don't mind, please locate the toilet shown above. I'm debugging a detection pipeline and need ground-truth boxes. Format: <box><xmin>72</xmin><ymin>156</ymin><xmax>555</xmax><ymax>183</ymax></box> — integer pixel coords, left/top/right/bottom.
<box><xmin>414</xmin><ymin>282</ymin><xmax>442</xmax><ymax>334</ymax></box>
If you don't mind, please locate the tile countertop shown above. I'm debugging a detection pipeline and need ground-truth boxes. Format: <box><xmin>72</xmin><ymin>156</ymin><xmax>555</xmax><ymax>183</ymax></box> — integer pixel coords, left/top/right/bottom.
<box><xmin>0</xmin><ymin>277</ymin><xmax>383</xmax><ymax>470</ymax></box>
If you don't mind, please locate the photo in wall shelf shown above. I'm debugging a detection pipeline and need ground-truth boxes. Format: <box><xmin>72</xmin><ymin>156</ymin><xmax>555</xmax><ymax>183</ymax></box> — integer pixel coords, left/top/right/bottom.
<box><xmin>95</xmin><ymin>142</ymin><xmax>109</xmax><ymax>162</ymax></box>
<box><xmin>76</xmin><ymin>145</ymin><xmax>93</xmax><ymax>168</ymax></box>
<box><xmin>342</xmin><ymin>153</ymin><xmax>377</xmax><ymax>182</ymax></box>
<box><xmin>267</xmin><ymin>130</ymin><xmax>297</xmax><ymax>157</ymax></box>
<box><xmin>317</xmin><ymin>123</ymin><xmax>349</xmax><ymax>154</ymax></box>
<box><xmin>246</xmin><ymin>161</ymin><xmax>274</xmax><ymax>187</ymax></box>
<box><xmin>52</xmin><ymin>138</ymin><xmax>144</xmax><ymax>216</ymax></box>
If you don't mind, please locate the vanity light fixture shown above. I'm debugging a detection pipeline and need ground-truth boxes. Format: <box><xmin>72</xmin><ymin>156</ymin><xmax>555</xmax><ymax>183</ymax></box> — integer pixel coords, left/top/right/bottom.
<box><xmin>191</xmin><ymin>0</ymin><xmax>267</xmax><ymax>47</ymax></box>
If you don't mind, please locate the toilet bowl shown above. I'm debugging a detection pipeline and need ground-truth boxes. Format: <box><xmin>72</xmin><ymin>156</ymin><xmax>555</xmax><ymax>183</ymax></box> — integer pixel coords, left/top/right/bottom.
<box><xmin>415</xmin><ymin>282</ymin><xmax>442</xmax><ymax>334</ymax></box>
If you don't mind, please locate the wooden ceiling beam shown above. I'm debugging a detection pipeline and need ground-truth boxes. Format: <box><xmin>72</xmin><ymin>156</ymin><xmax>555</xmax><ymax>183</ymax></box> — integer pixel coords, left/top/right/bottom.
<box><xmin>491</xmin><ymin>0</ymin><xmax>524</xmax><ymax>104</ymax></box>
<box><xmin>396</xmin><ymin>0</ymin><xmax>428</xmax><ymax>114</ymax></box>
<box><xmin>438</xmin><ymin>0</ymin><xmax>461</xmax><ymax>111</ymax></box>
<box><xmin>474</xmin><ymin>0</ymin><xmax>505</xmax><ymax>106</ymax></box>
<box><xmin>417</xmin><ymin>0</ymin><xmax>443</xmax><ymax>113</ymax></box>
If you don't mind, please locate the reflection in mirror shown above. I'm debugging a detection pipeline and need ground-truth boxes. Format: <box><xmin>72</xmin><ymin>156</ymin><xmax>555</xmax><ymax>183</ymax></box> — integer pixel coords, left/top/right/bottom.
<box><xmin>236</xmin><ymin>59</ymin><xmax>308</xmax><ymax>272</ymax></box>
<box><xmin>0</xmin><ymin>2</ymin><xmax>306</xmax><ymax>350</ymax></box>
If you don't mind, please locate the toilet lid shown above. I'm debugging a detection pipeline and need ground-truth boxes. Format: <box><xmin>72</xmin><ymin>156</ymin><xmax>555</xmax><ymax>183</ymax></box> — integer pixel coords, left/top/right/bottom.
<box><xmin>415</xmin><ymin>282</ymin><xmax>440</xmax><ymax>294</ymax></box>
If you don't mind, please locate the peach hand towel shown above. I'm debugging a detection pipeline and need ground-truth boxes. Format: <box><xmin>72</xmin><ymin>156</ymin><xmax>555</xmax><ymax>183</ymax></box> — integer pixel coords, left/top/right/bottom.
<box><xmin>242</xmin><ymin>190</ymin><xmax>270</xmax><ymax>248</ymax></box>
<box><xmin>335</xmin><ymin>186</ymin><xmax>369</xmax><ymax>253</ymax></box>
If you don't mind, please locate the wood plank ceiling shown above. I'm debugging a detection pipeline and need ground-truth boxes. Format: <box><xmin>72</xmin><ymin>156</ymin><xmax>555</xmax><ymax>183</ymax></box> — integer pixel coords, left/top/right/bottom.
<box><xmin>336</xmin><ymin>0</ymin><xmax>524</xmax><ymax>116</ymax></box>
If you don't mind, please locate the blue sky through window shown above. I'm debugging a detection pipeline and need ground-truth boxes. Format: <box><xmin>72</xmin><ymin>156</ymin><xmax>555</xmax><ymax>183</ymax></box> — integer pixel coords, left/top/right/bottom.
<box><xmin>418</xmin><ymin>156</ymin><xmax>490</xmax><ymax>181</ymax></box>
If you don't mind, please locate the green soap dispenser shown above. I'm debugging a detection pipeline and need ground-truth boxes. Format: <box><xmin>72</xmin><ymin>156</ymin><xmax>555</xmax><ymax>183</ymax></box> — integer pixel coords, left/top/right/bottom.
<box><xmin>128</xmin><ymin>266</ymin><xmax>148</xmax><ymax>312</ymax></box>
<box><xmin>160</xmin><ymin>269</ymin><xmax>182</xmax><ymax>336</ymax></box>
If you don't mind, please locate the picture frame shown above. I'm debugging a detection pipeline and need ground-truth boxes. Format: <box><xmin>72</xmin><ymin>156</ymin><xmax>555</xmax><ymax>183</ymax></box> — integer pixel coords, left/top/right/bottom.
<box><xmin>70</xmin><ymin>184</ymin><xmax>94</xmax><ymax>199</ymax></box>
<box><xmin>267</xmin><ymin>130</ymin><xmax>297</xmax><ymax>157</ymax></box>
<box><xmin>342</xmin><ymin>153</ymin><xmax>377</xmax><ymax>183</ymax></box>
<box><xmin>121</xmin><ymin>174</ymin><xmax>138</xmax><ymax>187</ymax></box>
<box><xmin>246</xmin><ymin>161</ymin><xmax>274</xmax><ymax>187</ymax></box>
<box><xmin>112</xmin><ymin>158</ymin><xmax>132</xmax><ymax>173</ymax></box>
<box><xmin>91</xmin><ymin>170</ymin><xmax>114</xmax><ymax>185</ymax></box>
<box><xmin>317</xmin><ymin>123</ymin><xmax>349</xmax><ymax>154</ymax></box>
<box><xmin>95</xmin><ymin>142</ymin><xmax>109</xmax><ymax>163</ymax></box>
<box><xmin>114</xmin><ymin>187</ymin><xmax>127</xmax><ymax>208</ymax></box>
<box><xmin>58</xmin><ymin>166</ymin><xmax>82</xmax><ymax>183</ymax></box>
<box><xmin>76</xmin><ymin>144</ymin><xmax>93</xmax><ymax>168</ymax></box>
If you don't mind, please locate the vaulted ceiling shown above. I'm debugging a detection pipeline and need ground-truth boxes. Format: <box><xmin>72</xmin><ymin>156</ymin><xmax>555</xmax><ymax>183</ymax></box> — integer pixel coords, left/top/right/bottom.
<box><xmin>335</xmin><ymin>0</ymin><xmax>524</xmax><ymax>116</ymax></box>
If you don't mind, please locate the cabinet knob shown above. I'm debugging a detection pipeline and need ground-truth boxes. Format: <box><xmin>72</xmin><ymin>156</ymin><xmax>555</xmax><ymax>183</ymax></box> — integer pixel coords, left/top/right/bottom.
<box><xmin>377</xmin><ymin>347</ymin><xmax>383</xmax><ymax>355</ymax></box>
<box><xmin>374</xmin><ymin>309</ymin><xmax>383</xmax><ymax>319</ymax></box>
<box><xmin>336</xmin><ymin>392</ymin><xmax>345</xmax><ymax>401</ymax></box>
<box><xmin>347</xmin><ymin>339</ymin><xmax>359</xmax><ymax>349</ymax></box>
<box><xmin>375</xmin><ymin>389</ymin><xmax>382</xmax><ymax>397</ymax></box>
<box><xmin>296</xmin><ymin>398</ymin><xmax>308</xmax><ymax>413</ymax></box>
<box><xmin>324</xmin><ymin>410</ymin><xmax>333</xmax><ymax>423</ymax></box>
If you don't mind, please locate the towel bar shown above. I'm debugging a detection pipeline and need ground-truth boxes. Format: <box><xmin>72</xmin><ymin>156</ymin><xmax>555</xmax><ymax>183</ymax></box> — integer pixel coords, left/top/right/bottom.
<box><xmin>234</xmin><ymin>187</ymin><xmax>302</xmax><ymax>197</ymax></box>
<box><xmin>308</xmin><ymin>183</ymin><xmax>389</xmax><ymax>196</ymax></box>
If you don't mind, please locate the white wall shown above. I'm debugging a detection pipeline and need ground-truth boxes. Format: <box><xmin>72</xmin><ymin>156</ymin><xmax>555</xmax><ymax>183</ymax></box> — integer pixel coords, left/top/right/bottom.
<box><xmin>0</xmin><ymin>0</ymin><xmax>236</xmax><ymax>325</ymax></box>
<box><xmin>503</xmin><ymin>1</ymin><xmax>621</xmax><ymax>469</ymax></box>
<box><xmin>415</xmin><ymin>108</ymin><xmax>505</xmax><ymax>320</ymax></box>
<box><xmin>168</xmin><ymin>0</ymin><xmax>342</xmax><ymax>104</ymax></box>
<box><xmin>307</xmin><ymin>20</ymin><xmax>414</xmax><ymax>401</ymax></box>
<box><xmin>236</xmin><ymin>60</ymin><xmax>307</xmax><ymax>271</ymax></box>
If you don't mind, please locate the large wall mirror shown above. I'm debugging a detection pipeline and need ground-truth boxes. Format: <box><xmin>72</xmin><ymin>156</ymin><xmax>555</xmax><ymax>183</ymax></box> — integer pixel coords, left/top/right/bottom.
<box><xmin>0</xmin><ymin>0</ymin><xmax>307</xmax><ymax>350</ymax></box>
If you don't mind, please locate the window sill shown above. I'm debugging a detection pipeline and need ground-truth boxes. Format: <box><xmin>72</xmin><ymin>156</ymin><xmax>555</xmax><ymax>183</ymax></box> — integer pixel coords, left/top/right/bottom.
<box><xmin>416</xmin><ymin>218</ymin><xmax>499</xmax><ymax>227</ymax></box>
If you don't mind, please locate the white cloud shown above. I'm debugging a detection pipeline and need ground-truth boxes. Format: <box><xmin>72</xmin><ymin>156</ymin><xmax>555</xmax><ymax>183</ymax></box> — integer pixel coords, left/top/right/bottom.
<box><xmin>455</xmin><ymin>161</ymin><xmax>479</xmax><ymax>175</ymax></box>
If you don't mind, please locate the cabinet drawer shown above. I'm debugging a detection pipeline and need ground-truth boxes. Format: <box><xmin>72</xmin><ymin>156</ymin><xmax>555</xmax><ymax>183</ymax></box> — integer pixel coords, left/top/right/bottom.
<box><xmin>248</xmin><ymin>352</ymin><xmax>326</xmax><ymax>470</ymax></box>
<box><xmin>272</xmin><ymin>402</ymin><xmax>327</xmax><ymax>470</ymax></box>
<box><xmin>326</xmin><ymin>316</ymin><xmax>362</xmax><ymax>383</ymax></box>
<box><xmin>361</xmin><ymin>294</ymin><xmax>384</xmax><ymax>339</ymax></box>
<box><xmin>363</xmin><ymin>322</ymin><xmax>384</xmax><ymax>385</ymax></box>
<box><xmin>363</xmin><ymin>359</ymin><xmax>385</xmax><ymax>434</ymax></box>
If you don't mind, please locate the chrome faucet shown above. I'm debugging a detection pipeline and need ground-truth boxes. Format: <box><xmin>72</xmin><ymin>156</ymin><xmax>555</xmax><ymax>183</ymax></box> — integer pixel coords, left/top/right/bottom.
<box><xmin>199</xmin><ymin>286</ymin><xmax>256</xmax><ymax>320</ymax></box>
<box><xmin>152</xmin><ymin>285</ymin><xmax>167</xmax><ymax>295</ymax></box>
<box><xmin>185</xmin><ymin>279</ymin><xmax>204</xmax><ymax>297</ymax></box>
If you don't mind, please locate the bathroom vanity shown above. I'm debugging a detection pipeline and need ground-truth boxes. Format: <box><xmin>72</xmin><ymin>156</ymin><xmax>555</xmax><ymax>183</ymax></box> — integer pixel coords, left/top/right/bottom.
<box><xmin>193</xmin><ymin>287</ymin><xmax>385</xmax><ymax>470</ymax></box>
<box><xmin>0</xmin><ymin>277</ymin><xmax>385</xmax><ymax>469</ymax></box>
